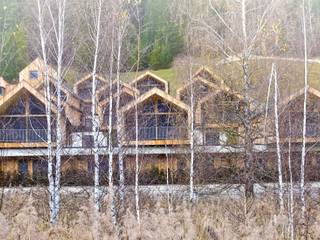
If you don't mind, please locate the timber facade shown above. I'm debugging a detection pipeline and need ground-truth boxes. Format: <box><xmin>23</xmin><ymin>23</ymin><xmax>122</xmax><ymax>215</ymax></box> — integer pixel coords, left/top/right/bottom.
<box><xmin>1</xmin><ymin>59</ymin><xmax>320</xmax><ymax>185</ymax></box>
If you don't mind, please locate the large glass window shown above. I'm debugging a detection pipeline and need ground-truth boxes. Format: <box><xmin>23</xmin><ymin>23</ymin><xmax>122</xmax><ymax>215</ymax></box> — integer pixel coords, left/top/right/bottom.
<box><xmin>130</xmin><ymin>97</ymin><xmax>187</xmax><ymax>141</ymax></box>
<box><xmin>0</xmin><ymin>93</ymin><xmax>51</xmax><ymax>143</ymax></box>
<box><xmin>30</xmin><ymin>95</ymin><xmax>46</xmax><ymax>114</ymax></box>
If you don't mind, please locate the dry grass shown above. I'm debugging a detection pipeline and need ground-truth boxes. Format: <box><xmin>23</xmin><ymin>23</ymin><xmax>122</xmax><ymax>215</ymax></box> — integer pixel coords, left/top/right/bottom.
<box><xmin>1</xmin><ymin>188</ymin><xmax>320</xmax><ymax>239</ymax></box>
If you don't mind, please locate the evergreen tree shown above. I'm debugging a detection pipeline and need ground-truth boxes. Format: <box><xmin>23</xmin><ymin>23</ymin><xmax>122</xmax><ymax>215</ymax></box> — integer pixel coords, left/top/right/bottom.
<box><xmin>0</xmin><ymin>0</ymin><xmax>28</xmax><ymax>82</ymax></box>
<box><xmin>131</xmin><ymin>0</ymin><xmax>184</xmax><ymax>70</ymax></box>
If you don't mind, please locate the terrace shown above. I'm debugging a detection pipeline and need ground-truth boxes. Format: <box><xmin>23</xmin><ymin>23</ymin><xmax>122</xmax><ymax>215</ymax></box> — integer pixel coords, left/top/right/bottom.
<box><xmin>121</xmin><ymin>88</ymin><xmax>190</xmax><ymax>145</ymax></box>
<box><xmin>0</xmin><ymin>90</ymin><xmax>56</xmax><ymax>147</ymax></box>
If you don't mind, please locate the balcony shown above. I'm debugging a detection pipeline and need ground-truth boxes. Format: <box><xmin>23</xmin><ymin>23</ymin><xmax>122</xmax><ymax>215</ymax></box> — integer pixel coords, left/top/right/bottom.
<box><xmin>0</xmin><ymin>129</ymin><xmax>49</xmax><ymax>143</ymax></box>
<box><xmin>137</xmin><ymin>126</ymin><xmax>188</xmax><ymax>141</ymax></box>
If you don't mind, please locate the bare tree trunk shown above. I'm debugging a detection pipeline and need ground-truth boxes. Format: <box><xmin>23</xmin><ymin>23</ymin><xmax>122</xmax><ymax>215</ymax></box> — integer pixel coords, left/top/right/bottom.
<box><xmin>165</xmin><ymin>149</ymin><xmax>171</xmax><ymax>215</ymax></box>
<box><xmin>45</xmin><ymin>0</ymin><xmax>66</xmax><ymax>223</ymax></box>
<box><xmin>90</xmin><ymin>0</ymin><xmax>102</xmax><ymax>214</ymax></box>
<box><xmin>273</xmin><ymin>64</ymin><xmax>284</xmax><ymax>213</ymax></box>
<box><xmin>87</xmin><ymin>1</ymin><xmax>103</xmax><ymax>237</ymax></box>
<box><xmin>264</xmin><ymin>65</ymin><xmax>273</xmax><ymax>139</ymax></box>
<box><xmin>53</xmin><ymin>0</ymin><xmax>65</xmax><ymax>222</ymax></box>
<box><xmin>108</xmin><ymin>14</ymin><xmax>117</xmax><ymax>226</ymax></box>
<box><xmin>186</xmin><ymin>0</ymin><xmax>195</xmax><ymax>202</ymax></box>
<box><xmin>116</xmin><ymin>24</ymin><xmax>125</xmax><ymax>205</ymax></box>
<box><xmin>241</xmin><ymin>0</ymin><xmax>254</xmax><ymax>199</ymax></box>
<box><xmin>288</xmin><ymin>112</ymin><xmax>295</xmax><ymax>240</ymax></box>
<box><xmin>36</xmin><ymin>0</ymin><xmax>55</xmax><ymax>225</ymax></box>
<box><xmin>189</xmin><ymin>59</ymin><xmax>195</xmax><ymax>202</ymax></box>
<box><xmin>301</xmin><ymin>0</ymin><xmax>308</xmax><ymax>220</ymax></box>
<box><xmin>134</xmin><ymin>3</ymin><xmax>141</xmax><ymax>226</ymax></box>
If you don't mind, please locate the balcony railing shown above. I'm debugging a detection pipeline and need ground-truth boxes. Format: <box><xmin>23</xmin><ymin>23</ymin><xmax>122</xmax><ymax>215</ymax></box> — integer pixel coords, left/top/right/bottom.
<box><xmin>0</xmin><ymin>129</ymin><xmax>49</xmax><ymax>143</ymax></box>
<box><xmin>282</xmin><ymin>124</ymin><xmax>320</xmax><ymax>138</ymax></box>
<box><xmin>137</xmin><ymin>126</ymin><xmax>187</xmax><ymax>141</ymax></box>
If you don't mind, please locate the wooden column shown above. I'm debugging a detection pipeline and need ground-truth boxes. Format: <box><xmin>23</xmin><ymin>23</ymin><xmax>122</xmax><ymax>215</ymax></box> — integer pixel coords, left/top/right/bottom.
<box><xmin>28</xmin><ymin>159</ymin><xmax>33</xmax><ymax>177</ymax></box>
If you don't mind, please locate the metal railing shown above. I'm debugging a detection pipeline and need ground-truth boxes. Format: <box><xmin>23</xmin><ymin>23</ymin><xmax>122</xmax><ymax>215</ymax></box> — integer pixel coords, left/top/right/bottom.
<box><xmin>282</xmin><ymin>124</ymin><xmax>320</xmax><ymax>138</ymax></box>
<box><xmin>138</xmin><ymin>126</ymin><xmax>187</xmax><ymax>140</ymax></box>
<box><xmin>0</xmin><ymin>129</ymin><xmax>48</xmax><ymax>143</ymax></box>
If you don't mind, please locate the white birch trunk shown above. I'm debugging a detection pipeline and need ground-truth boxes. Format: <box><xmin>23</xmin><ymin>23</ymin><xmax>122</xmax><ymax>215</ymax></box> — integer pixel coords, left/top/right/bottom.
<box><xmin>134</xmin><ymin>14</ymin><xmax>141</xmax><ymax>226</ymax></box>
<box><xmin>116</xmin><ymin>27</ymin><xmax>125</xmax><ymax>204</ymax></box>
<box><xmin>264</xmin><ymin>65</ymin><xmax>273</xmax><ymax>139</ymax></box>
<box><xmin>108</xmin><ymin>15</ymin><xmax>117</xmax><ymax>226</ymax></box>
<box><xmin>36</xmin><ymin>0</ymin><xmax>55</xmax><ymax>225</ymax></box>
<box><xmin>186</xmin><ymin>1</ymin><xmax>195</xmax><ymax>201</ymax></box>
<box><xmin>288</xmin><ymin>113</ymin><xmax>294</xmax><ymax>240</ymax></box>
<box><xmin>241</xmin><ymin>0</ymin><xmax>254</xmax><ymax>199</ymax></box>
<box><xmin>189</xmin><ymin>61</ymin><xmax>195</xmax><ymax>202</ymax></box>
<box><xmin>301</xmin><ymin>0</ymin><xmax>308</xmax><ymax>218</ymax></box>
<box><xmin>90</xmin><ymin>0</ymin><xmax>102</xmax><ymax>214</ymax></box>
<box><xmin>46</xmin><ymin>0</ymin><xmax>66</xmax><ymax>222</ymax></box>
<box><xmin>273</xmin><ymin>64</ymin><xmax>284</xmax><ymax>213</ymax></box>
<box><xmin>165</xmin><ymin>149</ymin><xmax>171</xmax><ymax>215</ymax></box>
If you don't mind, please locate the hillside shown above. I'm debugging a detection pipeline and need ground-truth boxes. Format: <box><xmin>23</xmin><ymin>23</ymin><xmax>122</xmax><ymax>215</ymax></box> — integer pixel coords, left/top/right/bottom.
<box><xmin>64</xmin><ymin>56</ymin><xmax>320</xmax><ymax>102</ymax></box>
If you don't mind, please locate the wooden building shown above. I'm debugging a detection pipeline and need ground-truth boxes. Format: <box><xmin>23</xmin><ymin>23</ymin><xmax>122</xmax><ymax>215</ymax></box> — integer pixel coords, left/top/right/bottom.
<box><xmin>1</xmin><ymin>60</ymin><xmax>320</xmax><ymax>184</ymax></box>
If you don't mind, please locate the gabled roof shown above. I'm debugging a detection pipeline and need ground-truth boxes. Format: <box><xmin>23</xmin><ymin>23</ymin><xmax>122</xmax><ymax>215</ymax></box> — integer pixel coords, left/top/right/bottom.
<box><xmin>0</xmin><ymin>80</ymin><xmax>82</xmax><ymax>126</ymax></box>
<box><xmin>193</xmin><ymin>66</ymin><xmax>224</xmax><ymax>85</ymax></box>
<box><xmin>120</xmin><ymin>88</ymin><xmax>189</xmax><ymax>113</ymax></box>
<box><xmin>279</xmin><ymin>86</ymin><xmax>320</xmax><ymax>109</ymax></box>
<box><xmin>19</xmin><ymin>57</ymin><xmax>57</xmax><ymax>82</ymax></box>
<box><xmin>73</xmin><ymin>73</ymin><xmax>108</xmax><ymax>93</ymax></box>
<box><xmin>195</xmin><ymin>88</ymin><xmax>245</xmax><ymax>124</ymax></box>
<box><xmin>97</xmin><ymin>79</ymin><xmax>139</xmax><ymax>98</ymax></box>
<box><xmin>99</xmin><ymin>87</ymin><xmax>136</xmax><ymax>107</ymax></box>
<box><xmin>0</xmin><ymin>81</ymin><xmax>58</xmax><ymax>115</ymax></box>
<box><xmin>176</xmin><ymin>76</ymin><xmax>230</xmax><ymax>100</ymax></box>
<box><xmin>130</xmin><ymin>71</ymin><xmax>169</xmax><ymax>93</ymax></box>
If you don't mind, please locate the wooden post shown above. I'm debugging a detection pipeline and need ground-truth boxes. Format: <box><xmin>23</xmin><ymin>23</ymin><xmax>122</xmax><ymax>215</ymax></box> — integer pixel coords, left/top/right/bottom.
<box><xmin>28</xmin><ymin>159</ymin><xmax>33</xmax><ymax>178</ymax></box>
<box><xmin>25</xmin><ymin>94</ymin><xmax>30</xmax><ymax>142</ymax></box>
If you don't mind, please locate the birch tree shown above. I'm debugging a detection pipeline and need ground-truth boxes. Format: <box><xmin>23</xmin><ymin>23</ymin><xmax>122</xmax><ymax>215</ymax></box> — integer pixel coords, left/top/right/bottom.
<box><xmin>88</xmin><ymin>0</ymin><xmax>103</xmax><ymax>214</ymax></box>
<box><xmin>184</xmin><ymin>0</ymin><xmax>195</xmax><ymax>202</ymax></box>
<box><xmin>44</xmin><ymin>0</ymin><xmax>68</xmax><ymax>223</ymax></box>
<box><xmin>53</xmin><ymin>0</ymin><xmax>65</xmax><ymax>222</ymax></box>
<box><xmin>107</xmin><ymin>11</ymin><xmax>117</xmax><ymax>226</ymax></box>
<box><xmin>300</xmin><ymin>0</ymin><xmax>308</xmax><ymax>221</ymax></box>
<box><xmin>115</xmin><ymin>0</ymin><xmax>129</xmax><ymax>207</ymax></box>
<box><xmin>272</xmin><ymin>63</ymin><xmax>284</xmax><ymax>213</ymax></box>
<box><xmin>36</xmin><ymin>0</ymin><xmax>55</xmax><ymax>224</ymax></box>
<box><xmin>288</xmin><ymin>111</ymin><xmax>294</xmax><ymax>240</ymax></box>
<box><xmin>132</xmin><ymin>1</ymin><xmax>141</xmax><ymax>225</ymax></box>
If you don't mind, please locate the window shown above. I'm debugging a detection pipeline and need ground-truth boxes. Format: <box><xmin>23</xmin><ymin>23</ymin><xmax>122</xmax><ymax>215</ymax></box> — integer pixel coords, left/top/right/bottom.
<box><xmin>19</xmin><ymin>160</ymin><xmax>28</xmax><ymax>176</ymax></box>
<box><xmin>0</xmin><ymin>87</ymin><xmax>4</xmax><ymax>96</ymax></box>
<box><xmin>33</xmin><ymin>160</ymin><xmax>48</xmax><ymax>179</ymax></box>
<box><xmin>205</xmin><ymin>130</ymin><xmax>220</xmax><ymax>146</ymax></box>
<box><xmin>83</xmin><ymin>134</ymin><xmax>94</xmax><ymax>148</ymax></box>
<box><xmin>158</xmin><ymin>99</ymin><xmax>170</xmax><ymax>112</ymax></box>
<box><xmin>29</xmin><ymin>95</ymin><xmax>46</xmax><ymax>114</ymax></box>
<box><xmin>29</xmin><ymin>70</ymin><xmax>39</xmax><ymax>79</ymax></box>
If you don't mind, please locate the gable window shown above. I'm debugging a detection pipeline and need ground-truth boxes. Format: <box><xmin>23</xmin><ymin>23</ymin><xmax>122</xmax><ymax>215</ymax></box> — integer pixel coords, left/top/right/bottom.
<box><xmin>29</xmin><ymin>70</ymin><xmax>39</xmax><ymax>80</ymax></box>
<box><xmin>0</xmin><ymin>87</ymin><xmax>4</xmax><ymax>96</ymax></box>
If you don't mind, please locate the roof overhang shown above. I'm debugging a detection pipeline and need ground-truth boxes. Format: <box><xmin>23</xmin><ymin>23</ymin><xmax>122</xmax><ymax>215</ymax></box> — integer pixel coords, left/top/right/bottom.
<box><xmin>130</xmin><ymin>71</ymin><xmax>169</xmax><ymax>93</ymax></box>
<box><xmin>120</xmin><ymin>88</ymin><xmax>189</xmax><ymax>114</ymax></box>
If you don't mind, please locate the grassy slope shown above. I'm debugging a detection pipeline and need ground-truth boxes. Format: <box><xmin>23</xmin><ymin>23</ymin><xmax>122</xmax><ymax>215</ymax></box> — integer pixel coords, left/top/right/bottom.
<box><xmin>67</xmin><ymin>58</ymin><xmax>320</xmax><ymax>102</ymax></box>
